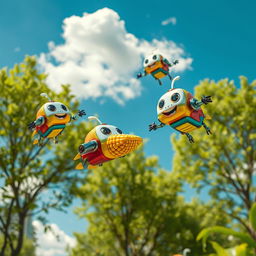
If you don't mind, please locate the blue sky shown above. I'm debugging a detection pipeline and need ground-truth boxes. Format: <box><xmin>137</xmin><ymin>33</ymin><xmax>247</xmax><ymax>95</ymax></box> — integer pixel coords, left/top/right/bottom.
<box><xmin>1</xmin><ymin>0</ymin><xmax>256</xmax><ymax>254</ymax></box>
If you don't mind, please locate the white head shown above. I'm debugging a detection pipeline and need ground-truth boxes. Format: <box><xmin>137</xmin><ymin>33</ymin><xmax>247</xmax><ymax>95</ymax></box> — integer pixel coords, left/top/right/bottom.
<box><xmin>157</xmin><ymin>89</ymin><xmax>186</xmax><ymax>116</ymax></box>
<box><xmin>95</xmin><ymin>125</ymin><xmax>123</xmax><ymax>142</ymax></box>
<box><xmin>88</xmin><ymin>116</ymin><xmax>123</xmax><ymax>142</ymax></box>
<box><xmin>157</xmin><ymin>76</ymin><xmax>186</xmax><ymax>116</ymax></box>
<box><xmin>143</xmin><ymin>53</ymin><xmax>162</xmax><ymax>68</ymax></box>
<box><xmin>43</xmin><ymin>102</ymin><xmax>70</xmax><ymax>117</ymax></box>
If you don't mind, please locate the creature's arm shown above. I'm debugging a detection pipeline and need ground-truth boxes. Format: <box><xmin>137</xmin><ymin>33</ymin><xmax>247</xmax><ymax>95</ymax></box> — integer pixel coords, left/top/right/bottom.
<box><xmin>137</xmin><ymin>71</ymin><xmax>147</xmax><ymax>79</ymax></box>
<box><xmin>71</xmin><ymin>110</ymin><xmax>86</xmax><ymax>120</ymax></box>
<box><xmin>28</xmin><ymin>116</ymin><xmax>45</xmax><ymax>130</ymax></box>
<box><xmin>190</xmin><ymin>96</ymin><xmax>212</xmax><ymax>110</ymax></box>
<box><xmin>149</xmin><ymin>122</ymin><xmax>166</xmax><ymax>131</ymax></box>
<box><xmin>163</xmin><ymin>58</ymin><xmax>179</xmax><ymax>67</ymax></box>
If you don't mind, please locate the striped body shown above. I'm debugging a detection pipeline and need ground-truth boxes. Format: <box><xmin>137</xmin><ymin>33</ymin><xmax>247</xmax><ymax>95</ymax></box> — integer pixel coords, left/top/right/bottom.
<box><xmin>35</xmin><ymin>123</ymin><xmax>66</xmax><ymax>138</ymax></box>
<box><xmin>158</xmin><ymin>90</ymin><xmax>205</xmax><ymax>133</ymax></box>
<box><xmin>145</xmin><ymin>61</ymin><xmax>169</xmax><ymax>79</ymax></box>
<box><xmin>169</xmin><ymin>109</ymin><xmax>204</xmax><ymax>133</ymax></box>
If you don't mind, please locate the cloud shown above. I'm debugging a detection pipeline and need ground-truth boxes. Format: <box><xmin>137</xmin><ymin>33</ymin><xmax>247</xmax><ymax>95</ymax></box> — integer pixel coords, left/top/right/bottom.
<box><xmin>161</xmin><ymin>17</ymin><xmax>177</xmax><ymax>26</ymax></box>
<box><xmin>39</xmin><ymin>8</ymin><xmax>192</xmax><ymax>105</ymax></box>
<box><xmin>33</xmin><ymin>220</ymin><xmax>76</xmax><ymax>256</ymax></box>
<box><xmin>0</xmin><ymin>176</ymin><xmax>43</xmax><ymax>205</ymax></box>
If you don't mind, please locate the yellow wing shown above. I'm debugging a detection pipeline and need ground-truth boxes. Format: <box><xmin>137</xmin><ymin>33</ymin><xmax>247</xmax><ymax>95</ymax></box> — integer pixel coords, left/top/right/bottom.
<box><xmin>73</xmin><ymin>153</ymin><xmax>81</xmax><ymax>160</ymax></box>
<box><xmin>75</xmin><ymin>163</ymin><xmax>84</xmax><ymax>170</ymax></box>
<box><xmin>88</xmin><ymin>165</ymin><xmax>97</xmax><ymax>170</ymax></box>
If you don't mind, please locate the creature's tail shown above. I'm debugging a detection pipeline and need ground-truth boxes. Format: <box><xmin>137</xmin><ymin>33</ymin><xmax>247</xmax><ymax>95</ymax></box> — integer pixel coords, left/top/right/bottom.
<box><xmin>171</xmin><ymin>76</ymin><xmax>180</xmax><ymax>89</ymax></box>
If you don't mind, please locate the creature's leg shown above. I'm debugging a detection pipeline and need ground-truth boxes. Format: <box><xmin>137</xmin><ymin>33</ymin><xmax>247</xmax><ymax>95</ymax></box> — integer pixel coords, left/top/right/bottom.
<box><xmin>82</xmin><ymin>159</ymin><xmax>89</xmax><ymax>169</ymax></box>
<box><xmin>168</xmin><ymin>73</ymin><xmax>173</xmax><ymax>81</ymax></box>
<box><xmin>185</xmin><ymin>133</ymin><xmax>194</xmax><ymax>143</ymax></box>
<box><xmin>38</xmin><ymin>136</ymin><xmax>44</xmax><ymax>147</ymax></box>
<box><xmin>53</xmin><ymin>136</ymin><xmax>58</xmax><ymax>144</ymax></box>
<box><xmin>157</xmin><ymin>79</ymin><xmax>162</xmax><ymax>85</ymax></box>
<box><xmin>202</xmin><ymin>122</ymin><xmax>212</xmax><ymax>135</ymax></box>
<box><xmin>99</xmin><ymin>163</ymin><xmax>103</xmax><ymax>167</ymax></box>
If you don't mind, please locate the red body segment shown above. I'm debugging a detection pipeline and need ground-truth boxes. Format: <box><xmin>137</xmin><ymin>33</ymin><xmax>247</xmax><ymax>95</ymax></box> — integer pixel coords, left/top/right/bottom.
<box><xmin>81</xmin><ymin>139</ymin><xmax>111</xmax><ymax>166</ymax></box>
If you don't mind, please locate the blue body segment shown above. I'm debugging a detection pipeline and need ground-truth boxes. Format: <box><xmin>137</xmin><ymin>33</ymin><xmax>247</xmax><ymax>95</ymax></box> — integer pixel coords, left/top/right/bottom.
<box><xmin>37</xmin><ymin>124</ymin><xmax>66</xmax><ymax>138</ymax></box>
<box><xmin>170</xmin><ymin>116</ymin><xmax>204</xmax><ymax>129</ymax></box>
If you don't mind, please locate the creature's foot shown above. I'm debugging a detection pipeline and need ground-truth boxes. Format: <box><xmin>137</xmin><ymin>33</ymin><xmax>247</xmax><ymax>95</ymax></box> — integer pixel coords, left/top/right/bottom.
<box><xmin>54</xmin><ymin>137</ymin><xmax>58</xmax><ymax>144</ymax></box>
<box><xmin>185</xmin><ymin>133</ymin><xmax>194</xmax><ymax>143</ymax></box>
<box><xmin>99</xmin><ymin>163</ymin><xmax>103</xmax><ymax>167</ymax></box>
<box><xmin>168</xmin><ymin>74</ymin><xmax>173</xmax><ymax>81</ymax></box>
<box><xmin>38</xmin><ymin>137</ymin><xmax>44</xmax><ymax>147</ymax></box>
<box><xmin>202</xmin><ymin>122</ymin><xmax>212</xmax><ymax>135</ymax></box>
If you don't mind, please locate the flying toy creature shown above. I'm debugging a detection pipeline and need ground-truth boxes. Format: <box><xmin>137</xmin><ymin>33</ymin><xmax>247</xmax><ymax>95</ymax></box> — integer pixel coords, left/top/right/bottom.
<box><xmin>149</xmin><ymin>76</ymin><xmax>212</xmax><ymax>143</ymax></box>
<box><xmin>28</xmin><ymin>93</ymin><xmax>86</xmax><ymax>146</ymax></box>
<box><xmin>73</xmin><ymin>116</ymin><xmax>143</xmax><ymax>169</ymax></box>
<box><xmin>137</xmin><ymin>51</ymin><xmax>179</xmax><ymax>85</ymax></box>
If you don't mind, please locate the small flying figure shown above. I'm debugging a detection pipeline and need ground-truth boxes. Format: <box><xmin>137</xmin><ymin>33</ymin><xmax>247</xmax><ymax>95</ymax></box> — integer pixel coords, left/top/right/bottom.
<box><xmin>74</xmin><ymin>116</ymin><xmax>143</xmax><ymax>169</ymax></box>
<box><xmin>149</xmin><ymin>76</ymin><xmax>212</xmax><ymax>143</ymax></box>
<box><xmin>28</xmin><ymin>93</ymin><xmax>86</xmax><ymax>146</ymax></box>
<box><xmin>137</xmin><ymin>51</ymin><xmax>178</xmax><ymax>85</ymax></box>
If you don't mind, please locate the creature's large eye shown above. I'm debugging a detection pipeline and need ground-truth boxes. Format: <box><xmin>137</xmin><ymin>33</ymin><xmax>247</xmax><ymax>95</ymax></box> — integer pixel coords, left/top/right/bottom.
<box><xmin>61</xmin><ymin>104</ymin><xmax>67</xmax><ymax>111</ymax></box>
<box><xmin>101</xmin><ymin>127</ymin><xmax>111</xmax><ymax>135</ymax></box>
<box><xmin>47</xmin><ymin>104</ymin><xmax>56</xmax><ymax>112</ymax></box>
<box><xmin>116</xmin><ymin>128</ymin><xmax>122</xmax><ymax>134</ymax></box>
<box><xmin>171</xmin><ymin>93</ymin><xmax>180</xmax><ymax>102</ymax></box>
<box><xmin>153</xmin><ymin>55</ymin><xmax>157</xmax><ymax>60</ymax></box>
<box><xmin>159</xmin><ymin>99</ymin><xmax>165</xmax><ymax>109</ymax></box>
<box><xmin>144</xmin><ymin>59</ymin><xmax>149</xmax><ymax>64</ymax></box>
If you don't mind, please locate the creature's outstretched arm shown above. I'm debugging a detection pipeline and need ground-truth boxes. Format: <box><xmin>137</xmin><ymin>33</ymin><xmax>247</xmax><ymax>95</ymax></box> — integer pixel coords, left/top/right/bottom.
<box><xmin>71</xmin><ymin>110</ymin><xmax>86</xmax><ymax>120</ymax></box>
<box><xmin>163</xmin><ymin>58</ymin><xmax>179</xmax><ymax>67</ymax></box>
<box><xmin>190</xmin><ymin>96</ymin><xmax>212</xmax><ymax>110</ymax></box>
<box><xmin>149</xmin><ymin>122</ymin><xmax>165</xmax><ymax>131</ymax></box>
<box><xmin>137</xmin><ymin>71</ymin><xmax>147</xmax><ymax>79</ymax></box>
<box><xmin>28</xmin><ymin>116</ymin><xmax>45</xmax><ymax>130</ymax></box>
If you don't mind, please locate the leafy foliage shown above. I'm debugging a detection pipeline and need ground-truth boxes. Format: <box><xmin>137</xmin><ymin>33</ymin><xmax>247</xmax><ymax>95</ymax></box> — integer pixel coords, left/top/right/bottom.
<box><xmin>0</xmin><ymin>56</ymin><xmax>91</xmax><ymax>255</ymax></box>
<box><xmin>172</xmin><ymin>77</ymin><xmax>256</xmax><ymax>242</ymax></box>
<box><xmin>0</xmin><ymin>237</ymin><xmax>35</xmax><ymax>256</ymax></box>
<box><xmin>70</xmin><ymin>147</ymin><xmax>231</xmax><ymax>256</ymax></box>
<box><xmin>172</xmin><ymin>77</ymin><xmax>256</xmax><ymax>255</ymax></box>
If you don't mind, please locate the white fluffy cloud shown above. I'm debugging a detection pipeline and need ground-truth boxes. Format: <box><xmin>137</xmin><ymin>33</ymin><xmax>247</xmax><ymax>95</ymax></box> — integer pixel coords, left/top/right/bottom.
<box><xmin>0</xmin><ymin>176</ymin><xmax>43</xmax><ymax>205</ymax></box>
<box><xmin>161</xmin><ymin>17</ymin><xmax>177</xmax><ymax>26</ymax></box>
<box><xmin>39</xmin><ymin>8</ymin><xmax>192</xmax><ymax>104</ymax></box>
<box><xmin>33</xmin><ymin>220</ymin><xmax>76</xmax><ymax>256</ymax></box>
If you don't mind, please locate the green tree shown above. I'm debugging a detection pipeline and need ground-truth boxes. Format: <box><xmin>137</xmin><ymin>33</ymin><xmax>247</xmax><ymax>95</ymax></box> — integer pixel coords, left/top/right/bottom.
<box><xmin>172</xmin><ymin>77</ymin><xmax>256</xmax><ymax>247</ymax></box>
<box><xmin>0</xmin><ymin>57</ymin><xmax>91</xmax><ymax>255</ymax></box>
<box><xmin>0</xmin><ymin>237</ymin><xmax>35</xmax><ymax>256</ymax></box>
<box><xmin>70</xmin><ymin>147</ymin><xmax>231</xmax><ymax>256</ymax></box>
<box><xmin>197</xmin><ymin>203</ymin><xmax>256</xmax><ymax>255</ymax></box>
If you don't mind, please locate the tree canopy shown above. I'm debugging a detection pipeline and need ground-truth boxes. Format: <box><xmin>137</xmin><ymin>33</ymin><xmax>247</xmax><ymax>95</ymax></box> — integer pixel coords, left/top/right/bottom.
<box><xmin>70</xmin><ymin>147</ymin><xmax>231</xmax><ymax>256</ymax></box>
<box><xmin>0</xmin><ymin>56</ymin><xmax>91</xmax><ymax>255</ymax></box>
<box><xmin>172</xmin><ymin>77</ymin><xmax>256</xmax><ymax>253</ymax></box>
